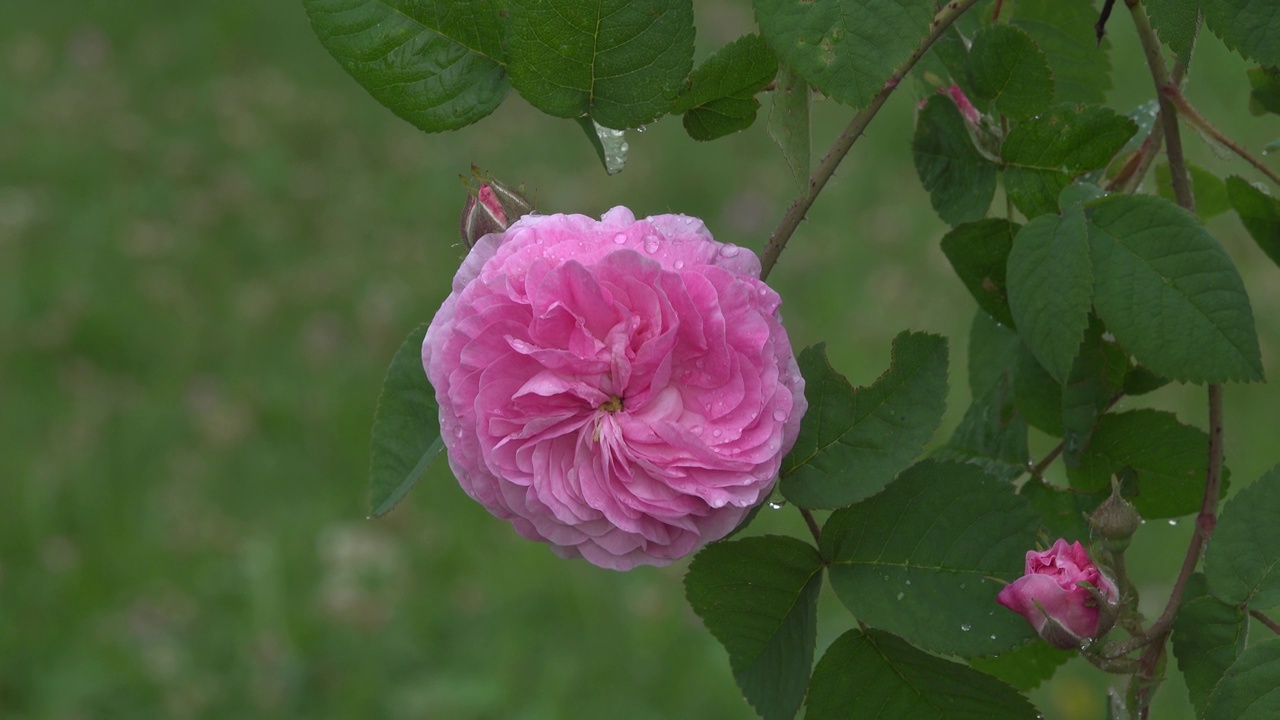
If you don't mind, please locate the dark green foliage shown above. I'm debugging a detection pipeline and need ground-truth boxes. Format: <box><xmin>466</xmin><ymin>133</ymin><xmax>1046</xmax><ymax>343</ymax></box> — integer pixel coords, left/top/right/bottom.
<box><xmin>368</xmin><ymin>324</ymin><xmax>443</xmax><ymax>516</ymax></box>
<box><xmin>914</xmin><ymin>95</ymin><xmax>998</xmax><ymax>224</ymax></box>
<box><xmin>673</xmin><ymin>35</ymin><xmax>778</xmax><ymax>141</ymax></box>
<box><xmin>1226</xmin><ymin>175</ymin><xmax>1280</xmax><ymax>267</ymax></box>
<box><xmin>967</xmin><ymin>24</ymin><xmax>1054</xmax><ymax>119</ymax></box>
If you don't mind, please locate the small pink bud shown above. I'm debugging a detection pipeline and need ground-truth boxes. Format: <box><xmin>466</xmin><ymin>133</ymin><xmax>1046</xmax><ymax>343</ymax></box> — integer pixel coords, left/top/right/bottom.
<box><xmin>939</xmin><ymin>84</ymin><xmax>981</xmax><ymax>126</ymax></box>
<box><xmin>997</xmin><ymin>539</ymin><xmax>1119</xmax><ymax>650</ymax></box>
<box><xmin>459</xmin><ymin>171</ymin><xmax>535</xmax><ymax>248</ymax></box>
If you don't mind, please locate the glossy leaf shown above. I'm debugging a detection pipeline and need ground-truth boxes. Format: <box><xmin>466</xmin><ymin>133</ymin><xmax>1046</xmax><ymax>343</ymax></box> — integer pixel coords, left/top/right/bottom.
<box><xmin>781</xmin><ymin>335</ymin><xmax>949</xmax><ymax>509</ymax></box>
<box><xmin>1014</xmin><ymin>344</ymin><xmax>1064</xmax><ymax>437</ymax></box>
<box><xmin>1007</xmin><ymin>206</ymin><xmax>1092</xmax><ymax>382</ymax></box>
<box><xmin>1088</xmin><ymin>193</ymin><xmax>1264</xmax><ymax>383</ymax></box>
<box><xmin>940</xmin><ymin>219</ymin><xmax>1020</xmax><ymax>328</ymax></box>
<box><xmin>1173</xmin><ymin>574</ymin><xmax>1248</xmax><ymax>717</ymax></box>
<box><xmin>1202</xmin><ymin>0</ymin><xmax>1280</xmax><ymax>67</ymax></box>
<box><xmin>806</xmin><ymin>629</ymin><xmax>1040</xmax><ymax>719</ymax></box>
<box><xmin>1021</xmin><ymin>478</ymin><xmax>1099</xmax><ymax>544</ymax></box>
<box><xmin>969</xmin><ymin>641</ymin><xmax>1074</xmax><ymax>691</ymax></box>
<box><xmin>913</xmin><ymin>95</ymin><xmax>998</xmax><ymax>225</ymax></box>
<box><xmin>1204</xmin><ymin>640</ymin><xmax>1280</xmax><ymax>720</ymax></box>
<box><xmin>769</xmin><ymin>62</ymin><xmax>812</xmax><ymax>192</ymax></box>
<box><xmin>506</xmin><ymin>0</ymin><xmax>694</xmax><ymax>129</ymax></box>
<box><xmin>1155</xmin><ymin>163</ymin><xmax>1231</xmax><ymax>219</ymax></box>
<box><xmin>1060</xmin><ymin>316</ymin><xmax>1127</xmax><ymax>470</ymax></box>
<box><xmin>755</xmin><ymin>0</ymin><xmax>936</xmax><ymax>109</ymax></box>
<box><xmin>1205</xmin><ymin>464</ymin><xmax>1280</xmax><ymax>608</ymax></box>
<box><xmin>1146</xmin><ymin>0</ymin><xmax>1201</xmax><ymax>64</ymax></box>
<box><xmin>685</xmin><ymin>535</ymin><xmax>823</xmax><ymax>720</ymax></box>
<box><xmin>303</xmin><ymin>0</ymin><xmax>509</xmax><ymax>133</ymax></box>
<box><xmin>1226</xmin><ymin>175</ymin><xmax>1280</xmax><ymax>267</ymax></box>
<box><xmin>1002</xmin><ymin>105</ymin><xmax>1137</xmax><ymax>218</ymax></box>
<box><xmin>822</xmin><ymin>460</ymin><xmax>1041</xmax><ymax>656</ymax></box>
<box><xmin>1012</xmin><ymin>0</ymin><xmax>1112</xmax><ymax>104</ymax></box>
<box><xmin>967</xmin><ymin>24</ymin><xmax>1054</xmax><ymax>120</ymax></box>
<box><xmin>1066</xmin><ymin>409</ymin><xmax>1223</xmax><ymax>519</ymax></box>
<box><xmin>369</xmin><ymin>324</ymin><xmax>442</xmax><ymax>516</ymax></box>
<box><xmin>576</xmin><ymin>117</ymin><xmax>629</xmax><ymax>175</ymax></box>
<box><xmin>673</xmin><ymin>35</ymin><xmax>777</xmax><ymax>141</ymax></box>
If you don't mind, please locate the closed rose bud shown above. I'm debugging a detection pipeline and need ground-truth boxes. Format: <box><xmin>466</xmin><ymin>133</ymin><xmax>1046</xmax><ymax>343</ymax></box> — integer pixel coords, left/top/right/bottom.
<box><xmin>1089</xmin><ymin>477</ymin><xmax>1142</xmax><ymax>551</ymax></box>
<box><xmin>939</xmin><ymin>84</ymin><xmax>981</xmax><ymax>126</ymax></box>
<box><xmin>459</xmin><ymin>174</ymin><xmax>535</xmax><ymax>248</ymax></box>
<box><xmin>997</xmin><ymin>539</ymin><xmax>1120</xmax><ymax>650</ymax></box>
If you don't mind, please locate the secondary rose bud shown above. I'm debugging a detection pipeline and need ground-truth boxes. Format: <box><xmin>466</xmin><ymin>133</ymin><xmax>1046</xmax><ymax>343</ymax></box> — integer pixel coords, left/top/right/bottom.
<box><xmin>1089</xmin><ymin>478</ymin><xmax>1142</xmax><ymax>550</ymax></box>
<box><xmin>997</xmin><ymin>539</ymin><xmax>1120</xmax><ymax>650</ymax></box>
<box><xmin>459</xmin><ymin>173</ymin><xmax>535</xmax><ymax>248</ymax></box>
<box><xmin>423</xmin><ymin>207</ymin><xmax>807</xmax><ymax>570</ymax></box>
<box><xmin>940</xmin><ymin>84</ymin><xmax>981</xmax><ymax>126</ymax></box>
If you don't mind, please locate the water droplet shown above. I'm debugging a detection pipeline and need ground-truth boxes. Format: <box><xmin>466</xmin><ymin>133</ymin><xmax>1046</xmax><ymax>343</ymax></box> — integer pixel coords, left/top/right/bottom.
<box><xmin>695</xmin><ymin>359</ymin><xmax>705</xmax><ymax>369</ymax></box>
<box><xmin>767</xmin><ymin>502</ymin><xmax>784</xmax><ymax>510</ymax></box>
<box><xmin>1168</xmin><ymin>519</ymin><xmax>1179</xmax><ymax>526</ymax></box>
<box><xmin>989</xmin><ymin>634</ymin><xmax>997</xmax><ymax>640</ymax></box>
<box><xmin>772</xmin><ymin>409</ymin><xmax>787</xmax><ymax>421</ymax></box>
<box><xmin>896</xmin><ymin>592</ymin><xmax>905</xmax><ymax>600</ymax></box>
<box><xmin>961</xmin><ymin>624</ymin><xmax>972</xmax><ymax>632</ymax></box>
<box><xmin>673</xmin><ymin>259</ymin><xmax>684</xmax><ymax>269</ymax></box>
<box><xmin>643</xmin><ymin>235</ymin><xmax>659</xmax><ymax>254</ymax></box>
<box><xmin>712</xmin><ymin>429</ymin><xmax>723</xmax><ymax>438</ymax></box>
<box><xmin>453</xmin><ymin>427</ymin><xmax>464</xmax><ymax>438</ymax></box>
<box><xmin>960</xmin><ymin>583</ymin><xmax>966</xmax><ymax>589</ymax></box>
<box><xmin>719</xmin><ymin>243</ymin><xmax>740</xmax><ymax>257</ymax></box>
<box><xmin>613</xmin><ymin>232</ymin><xmax>627</xmax><ymax>244</ymax></box>
<box><xmin>691</xmin><ymin>425</ymin><xmax>703</xmax><ymax>435</ymax></box>
<box><xmin>904</xmin><ymin>579</ymin><xmax>911</xmax><ymax>586</ymax></box>
<box><xmin>636</xmin><ymin>125</ymin><xmax>648</xmax><ymax>133</ymax></box>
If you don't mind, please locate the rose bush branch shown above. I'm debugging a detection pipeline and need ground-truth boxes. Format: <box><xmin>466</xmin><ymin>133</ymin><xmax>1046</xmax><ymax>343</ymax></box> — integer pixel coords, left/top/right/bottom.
<box><xmin>1251</xmin><ymin>609</ymin><xmax>1280</xmax><ymax>635</ymax></box>
<box><xmin>1160</xmin><ymin>83</ymin><xmax>1280</xmax><ymax>186</ymax></box>
<box><xmin>759</xmin><ymin>0</ymin><xmax>981</xmax><ymax>281</ymax></box>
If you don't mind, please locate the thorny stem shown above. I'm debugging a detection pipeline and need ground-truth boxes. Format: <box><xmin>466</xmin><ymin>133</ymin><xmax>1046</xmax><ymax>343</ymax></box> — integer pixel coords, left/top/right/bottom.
<box><xmin>758</xmin><ymin>0</ymin><xmax>982</xmax><ymax>281</ymax></box>
<box><xmin>1251</xmin><ymin>610</ymin><xmax>1280</xmax><ymax>635</ymax></box>
<box><xmin>1126</xmin><ymin>5</ymin><xmax>1229</xmax><ymax>715</ymax></box>
<box><xmin>1161</xmin><ymin>84</ymin><xmax>1280</xmax><ymax>186</ymax></box>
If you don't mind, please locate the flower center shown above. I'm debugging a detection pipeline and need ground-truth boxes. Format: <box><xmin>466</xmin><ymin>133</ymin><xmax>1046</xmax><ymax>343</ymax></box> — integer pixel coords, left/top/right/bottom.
<box><xmin>599</xmin><ymin>395</ymin><xmax>624</xmax><ymax>413</ymax></box>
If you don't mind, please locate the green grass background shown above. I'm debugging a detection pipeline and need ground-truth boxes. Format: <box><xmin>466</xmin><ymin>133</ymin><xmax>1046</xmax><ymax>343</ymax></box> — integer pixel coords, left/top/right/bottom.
<box><xmin>2</xmin><ymin>1</ymin><xmax>1278</xmax><ymax>718</ymax></box>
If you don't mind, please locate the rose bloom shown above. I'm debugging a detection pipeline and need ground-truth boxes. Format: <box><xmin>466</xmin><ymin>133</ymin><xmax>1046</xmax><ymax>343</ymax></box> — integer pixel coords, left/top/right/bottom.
<box><xmin>422</xmin><ymin>207</ymin><xmax>806</xmax><ymax>570</ymax></box>
<box><xmin>996</xmin><ymin>539</ymin><xmax>1119</xmax><ymax>649</ymax></box>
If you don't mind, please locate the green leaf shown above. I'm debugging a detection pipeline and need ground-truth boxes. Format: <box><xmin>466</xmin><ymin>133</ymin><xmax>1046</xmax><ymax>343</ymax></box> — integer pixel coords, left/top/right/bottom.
<box><xmin>506</xmin><ymin>0</ymin><xmax>694</xmax><ymax>129</ymax></box>
<box><xmin>1012</xmin><ymin>0</ymin><xmax>1112</xmax><ymax>104</ymax></box>
<box><xmin>754</xmin><ymin>0</ymin><xmax>936</xmax><ymax>110</ymax></box>
<box><xmin>1206</xmin><ymin>464</ymin><xmax>1280</xmax><ymax>608</ymax></box>
<box><xmin>1014</xmin><ymin>344</ymin><xmax>1064</xmax><ymax>436</ymax></box>
<box><xmin>1066</xmin><ymin>409</ymin><xmax>1224</xmax><ymax>519</ymax></box>
<box><xmin>970</xmin><ymin>641</ymin><xmax>1074</xmax><ymax>691</ymax></box>
<box><xmin>1088</xmin><ymin>193</ymin><xmax>1264</xmax><ymax>383</ymax></box>
<box><xmin>1204</xmin><ymin>640</ymin><xmax>1280</xmax><ymax>720</ymax></box>
<box><xmin>781</xmin><ymin>334</ymin><xmax>949</xmax><ymax>509</ymax></box>
<box><xmin>967</xmin><ymin>24</ymin><xmax>1054</xmax><ymax>120</ymax></box>
<box><xmin>1248</xmin><ymin>66</ymin><xmax>1280</xmax><ymax>115</ymax></box>
<box><xmin>575</xmin><ymin>117</ymin><xmax>629</xmax><ymax>175</ymax></box>
<box><xmin>1002</xmin><ymin>104</ymin><xmax>1137</xmax><ymax>218</ymax></box>
<box><xmin>303</xmin><ymin>0</ymin><xmax>510</xmax><ymax>133</ymax></box>
<box><xmin>822</xmin><ymin>460</ymin><xmax>1041</xmax><ymax>656</ymax></box>
<box><xmin>685</xmin><ymin>535</ymin><xmax>823</xmax><ymax>720</ymax></box>
<box><xmin>1007</xmin><ymin>206</ymin><xmax>1092</xmax><ymax>381</ymax></box>
<box><xmin>1202</xmin><ymin>0</ymin><xmax>1280</xmax><ymax>67</ymax></box>
<box><xmin>1173</xmin><ymin>574</ymin><xmax>1249</xmax><ymax>717</ymax></box>
<box><xmin>1155</xmin><ymin>163</ymin><xmax>1232</xmax><ymax>219</ymax></box>
<box><xmin>1060</xmin><ymin>315</ymin><xmax>1127</xmax><ymax>469</ymax></box>
<box><xmin>1123</xmin><ymin>365</ymin><xmax>1170</xmax><ymax>396</ymax></box>
<box><xmin>1146</xmin><ymin>0</ymin><xmax>1201</xmax><ymax>64</ymax></box>
<box><xmin>940</xmin><ymin>219</ymin><xmax>1020</xmax><ymax>328</ymax></box>
<box><xmin>1226</xmin><ymin>175</ymin><xmax>1280</xmax><ymax>267</ymax></box>
<box><xmin>673</xmin><ymin>35</ymin><xmax>777</xmax><ymax>141</ymax></box>
<box><xmin>768</xmin><ymin>62</ymin><xmax>811</xmax><ymax>192</ymax></box>
<box><xmin>1021</xmin><ymin>478</ymin><xmax>1099</xmax><ymax>544</ymax></box>
<box><xmin>806</xmin><ymin>629</ymin><xmax>1040</xmax><ymax>719</ymax></box>
<box><xmin>914</xmin><ymin>95</ymin><xmax>998</xmax><ymax>225</ymax></box>
<box><xmin>369</xmin><ymin>324</ymin><xmax>442</xmax><ymax>516</ymax></box>
<box><xmin>935</xmin><ymin>316</ymin><xmax>1029</xmax><ymax>483</ymax></box>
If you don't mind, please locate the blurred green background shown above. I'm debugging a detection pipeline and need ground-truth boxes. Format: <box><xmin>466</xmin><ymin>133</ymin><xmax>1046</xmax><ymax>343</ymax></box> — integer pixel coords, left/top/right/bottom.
<box><xmin>2</xmin><ymin>1</ymin><xmax>1277</xmax><ymax>718</ymax></box>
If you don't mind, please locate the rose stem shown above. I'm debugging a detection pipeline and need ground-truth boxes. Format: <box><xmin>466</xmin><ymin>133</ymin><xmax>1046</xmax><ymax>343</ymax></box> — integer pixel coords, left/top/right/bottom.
<box><xmin>1250</xmin><ymin>610</ymin><xmax>1280</xmax><ymax>635</ymax></box>
<box><xmin>800</xmin><ymin>508</ymin><xmax>822</xmax><ymax>544</ymax></box>
<box><xmin>758</xmin><ymin>0</ymin><xmax>982</xmax><ymax>282</ymax></box>
<box><xmin>1159</xmin><ymin>83</ymin><xmax>1280</xmax><ymax>186</ymax></box>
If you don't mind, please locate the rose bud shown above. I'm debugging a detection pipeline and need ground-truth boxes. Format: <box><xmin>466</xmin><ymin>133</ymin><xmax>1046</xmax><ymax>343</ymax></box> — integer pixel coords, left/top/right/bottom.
<box><xmin>1088</xmin><ymin>477</ymin><xmax>1143</xmax><ymax>552</ymax></box>
<box><xmin>996</xmin><ymin>539</ymin><xmax>1120</xmax><ymax>650</ymax></box>
<box><xmin>459</xmin><ymin>174</ymin><xmax>534</xmax><ymax>248</ymax></box>
<box><xmin>423</xmin><ymin>207</ymin><xmax>807</xmax><ymax>570</ymax></box>
<box><xmin>939</xmin><ymin>84</ymin><xmax>981</xmax><ymax>126</ymax></box>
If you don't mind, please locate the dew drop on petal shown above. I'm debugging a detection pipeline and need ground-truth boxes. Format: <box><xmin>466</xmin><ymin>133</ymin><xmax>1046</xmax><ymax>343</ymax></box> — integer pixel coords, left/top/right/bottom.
<box><xmin>613</xmin><ymin>233</ymin><xmax>627</xmax><ymax>244</ymax></box>
<box><xmin>719</xmin><ymin>243</ymin><xmax>740</xmax><ymax>257</ymax></box>
<box><xmin>673</xmin><ymin>259</ymin><xmax>684</xmax><ymax>269</ymax></box>
<box><xmin>772</xmin><ymin>409</ymin><xmax>787</xmax><ymax>421</ymax></box>
<box><xmin>690</xmin><ymin>425</ymin><xmax>702</xmax><ymax>435</ymax></box>
<box><xmin>712</xmin><ymin>429</ymin><xmax>722</xmax><ymax>438</ymax></box>
<box><xmin>453</xmin><ymin>427</ymin><xmax>464</xmax><ymax>438</ymax></box>
<box><xmin>643</xmin><ymin>235</ymin><xmax>659</xmax><ymax>254</ymax></box>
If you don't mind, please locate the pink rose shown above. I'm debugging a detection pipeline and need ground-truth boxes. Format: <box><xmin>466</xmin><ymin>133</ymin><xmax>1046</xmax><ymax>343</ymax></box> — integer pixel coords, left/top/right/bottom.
<box><xmin>997</xmin><ymin>539</ymin><xmax>1120</xmax><ymax>649</ymax></box>
<box><xmin>423</xmin><ymin>207</ymin><xmax>806</xmax><ymax>570</ymax></box>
